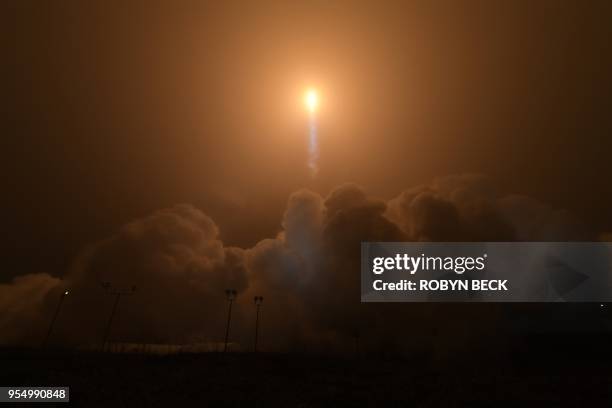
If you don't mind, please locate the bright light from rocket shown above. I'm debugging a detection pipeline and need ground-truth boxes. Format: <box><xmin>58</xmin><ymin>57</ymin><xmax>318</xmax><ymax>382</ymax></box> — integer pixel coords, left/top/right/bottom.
<box><xmin>303</xmin><ymin>88</ymin><xmax>320</xmax><ymax>177</ymax></box>
<box><xmin>304</xmin><ymin>89</ymin><xmax>319</xmax><ymax>113</ymax></box>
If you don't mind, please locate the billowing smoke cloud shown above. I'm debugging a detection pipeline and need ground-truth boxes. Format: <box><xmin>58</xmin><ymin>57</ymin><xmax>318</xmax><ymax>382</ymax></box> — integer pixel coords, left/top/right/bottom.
<box><xmin>2</xmin><ymin>205</ymin><xmax>249</xmax><ymax>347</ymax></box>
<box><xmin>0</xmin><ymin>274</ymin><xmax>60</xmax><ymax>345</ymax></box>
<box><xmin>385</xmin><ymin>174</ymin><xmax>589</xmax><ymax>242</ymax></box>
<box><xmin>0</xmin><ymin>175</ymin><xmax>598</xmax><ymax>351</ymax></box>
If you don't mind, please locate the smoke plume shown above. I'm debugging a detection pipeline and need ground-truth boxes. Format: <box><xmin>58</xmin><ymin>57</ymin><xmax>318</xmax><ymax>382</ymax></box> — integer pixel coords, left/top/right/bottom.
<box><xmin>0</xmin><ymin>175</ymin><xmax>598</xmax><ymax>351</ymax></box>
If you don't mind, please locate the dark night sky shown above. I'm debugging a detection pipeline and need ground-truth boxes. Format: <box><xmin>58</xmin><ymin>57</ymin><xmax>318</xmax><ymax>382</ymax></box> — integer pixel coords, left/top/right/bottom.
<box><xmin>3</xmin><ymin>1</ymin><xmax>612</xmax><ymax>281</ymax></box>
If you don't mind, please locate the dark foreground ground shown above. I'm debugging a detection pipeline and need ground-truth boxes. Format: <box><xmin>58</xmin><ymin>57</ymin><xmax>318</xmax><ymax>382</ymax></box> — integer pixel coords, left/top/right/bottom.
<box><xmin>1</xmin><ymin>340</ymin><xmax>611</xmax><ymax>407</ymax></box>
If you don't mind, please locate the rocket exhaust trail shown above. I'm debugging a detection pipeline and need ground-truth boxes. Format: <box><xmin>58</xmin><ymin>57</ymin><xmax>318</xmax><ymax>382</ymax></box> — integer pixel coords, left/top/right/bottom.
<box><xmin>304</xmin><ymin>89</ymin><xmax>319</xmax><ymax>177</ymax></box>
<box><xmin>308</xmin><ymin>112</ymin><xmax>318</xmax><ymax>177</ymax></box>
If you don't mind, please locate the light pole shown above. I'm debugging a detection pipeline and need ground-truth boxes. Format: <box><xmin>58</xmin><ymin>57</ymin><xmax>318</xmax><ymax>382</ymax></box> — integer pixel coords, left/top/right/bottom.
<box><xmin>253</xmin><ymin>296</ymin><xmax>263</xmax><ymax>352</ymax></box>
<box><xmin>101</xmin><ymin>282</ymin><xmax>136</xmax><ymax>352</ymax></box>
<box><xmin>223</xmin><ymin>289</ymin><xmax>237</xmax><ymax>352</ymax></box>
<box><xmin>42</xmin><ymin>289</ymin><xmax>70</xmax><ymax>348</ymax></box>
